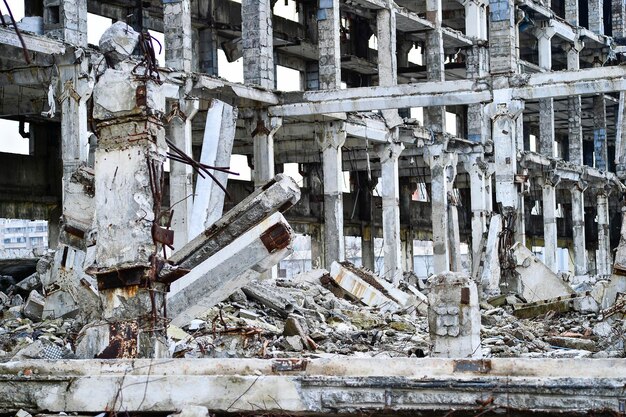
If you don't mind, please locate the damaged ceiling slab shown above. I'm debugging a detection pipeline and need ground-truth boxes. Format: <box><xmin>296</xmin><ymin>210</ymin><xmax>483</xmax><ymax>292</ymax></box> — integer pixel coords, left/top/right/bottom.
<box><xmin>0</xmin><ymin>0</ymin><xmax>625</xmax><ymax>415</ymax></box>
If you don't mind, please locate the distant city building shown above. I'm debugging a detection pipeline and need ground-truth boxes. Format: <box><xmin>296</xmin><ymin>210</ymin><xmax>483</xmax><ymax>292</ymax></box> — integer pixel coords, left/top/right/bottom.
<box><xmin>0</xmin><ymin>219</ymin><xmax>48</xmax><ymax>258</ymax></box>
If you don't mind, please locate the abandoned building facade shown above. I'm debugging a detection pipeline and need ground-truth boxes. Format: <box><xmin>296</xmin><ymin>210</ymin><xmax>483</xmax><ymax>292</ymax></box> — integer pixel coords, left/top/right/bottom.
<box><xmin>1</xmin><ymin>0</ymin><xmax>626</xmax><ymax>415</ymax></box>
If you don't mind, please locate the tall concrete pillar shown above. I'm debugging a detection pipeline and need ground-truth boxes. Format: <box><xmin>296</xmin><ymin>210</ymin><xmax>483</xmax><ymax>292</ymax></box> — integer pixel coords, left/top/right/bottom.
<box><xmin>613</xmin><ymin>0</ymin><xmax>626</xmax><ymax>40</ymax></box>
<box><xmin>593</xmin><ymin>93</ymin><xmax>608</xmax><ymax>171</ymax></box>
<box><xmin>465</xmin><ymin>0</ymin><xmax>488</xmax><ymax>40</ymax></box>
<box><xmin>466</xmin><ymin>46</ymin><xmax>490</xmax><ymax>143</ymax></box>
<box><xmin>427</xmin><ymin>146</ymin><xmax>458</xmax><ymax>273</ymax></box>
<box><xmin>250</xmin><ymin>112</ymin><xmax>281</xmax><ymax>189</ymax></box>
<box><xmin>376</xmin><ymin>141</ymin><xmax>404</xmax><ymax>284</ymax></box>
<box><xmin>597</xmin><ymin>189</ymin><xmax>612</xmax><ymax>277</ymax></box>
<box><xmin>199</xmin><ymin>28</ymin><xmax>219</xmax><ymax>76</ymax></box>
<box><xmin>361</xmin><ymin>225</ymin><xmax>376</xmax><ymax>271</ymax></box>
<box><xmin>425</xmin><ymin>0</ymin><xmax>446</xmax><ymax>134</ymax></box>
<box><xmin>164</xmin><ymin>0</ymin><xmax>193</xmax><ymax>72</ymax></box>
<box><xmin>462</xmin><ymin>153</ymin><xmax>491</xmax><ymax>268</ymax></box>
<box><xmin>242</xmin><ymin>0</ymin><xmax>274</xmax><ymax>89</ymax></box>
<box><xmin>571</xmin><ymin>185</ymin><xmax>588</xmax><ymax>277</ymax></box>
<box><xmin>317</xmin><ymin>0</ymin><xmax>341</xmax><ymax>90</ymax></box>
<box><xmin>43</xmin><ymin>0</ymin><xmax>87</xmax><ymax>47</ymax></box>
<box><xmin>536</xmin><ymin>23</ymin><xmax>556</xmax><ymax>157</ymax></box>
<box><xmin>355</xmin><ymin>171</ymin><xmax>376</xmax><ymax>271</ymax></box>
<box><xmin>565</xmin><ymin>0</ymin><xmax>579</xmax><ymax>26</ymax></box>
<box><xmin>541</xmin><ymin>175</ymin><xmax>559</xmax><ymax>273</ymax></box>
<box><xmin>317</xmin><ymin>122</ymin><xmax>346</xmax><ymax>268</ymax></box>
<box><xmin>310</xmin><ymin>225</ymin><xmax>323</xmax><ymax>269</ymax></box>
<box><xmin>167</xmin><ymin>98</ymin><xmax>199</xmax><ymax>249</ymax></box>
<box><xmin>402</xmin><ymin>231</ymin><xmax>414</xmax><ymax>274</ymax></box>
<box><xmin>488</xmin><ymin>0</ymin><xmax>517</xmax><ymax>74</ymax></box>
<box><xmin>589</xmin><ymin>0</ymin><xmax>604</xmax><ymax>34</ymax></box>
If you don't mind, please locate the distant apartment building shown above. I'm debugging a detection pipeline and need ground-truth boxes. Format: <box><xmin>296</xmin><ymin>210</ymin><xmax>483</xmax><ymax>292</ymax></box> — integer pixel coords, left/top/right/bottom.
<box><xmin>0</xmin><ymin>219</ymin><xmax>48</xmax><ymax>258</ymax></box>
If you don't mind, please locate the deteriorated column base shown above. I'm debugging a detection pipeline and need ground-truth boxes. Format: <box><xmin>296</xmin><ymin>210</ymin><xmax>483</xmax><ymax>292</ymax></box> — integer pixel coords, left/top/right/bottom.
<box><xmin>76</xmin><ymin>281</ymin><xmax>169</xmax><ymax>359</ymax></box>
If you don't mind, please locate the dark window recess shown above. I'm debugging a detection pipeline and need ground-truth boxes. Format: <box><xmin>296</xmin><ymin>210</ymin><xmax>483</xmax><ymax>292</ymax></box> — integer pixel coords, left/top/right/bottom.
<box><xmin>46</xmin><ymin>5</ymin><xmax>60</xmax><ymax>24</ymax></box>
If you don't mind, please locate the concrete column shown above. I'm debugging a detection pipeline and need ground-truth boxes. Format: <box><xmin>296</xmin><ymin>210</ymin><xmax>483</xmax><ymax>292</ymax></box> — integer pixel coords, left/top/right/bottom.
<box><xmin>536</xmin><ymin>24</ymin><xmax>556</xmax><ymax>157</ymax></box>
<box><xmin>466</xmin><ymin>46</ymin><xmax>490</xmax><ymax>143</ymax></box>
<box><xmin>317</xmin><ymin>0</ymin><xmax>341</xmax><ymax>90</ymax></box>
<box><xmin>361</xmin><ymin>225</ymin><xmax>376</xmax><ymax>271</ymax></box>
<box><xmin>593</xmin><ymin>93</ymin><xmax>608</xmax><ymax>171</ymax></box>
<box><xmin>376</xmin><ymin>5</ymin><xmax>397</xmax><ymax>87</ymax></box>
<box><xmin>571</xmin><ymin>186</ymin><xmax>588</xmax><ymax>277</ymax></box>
<box><xmin>251</xmin><ymin>112</ymin><xmax>281</xmax><ymax>189</ymax></box>
<box><xmin>402</xmin><ymin>231</ymin><xmax>414</xmax><ymax>274</ymax></box>
<box><xmin>541</xmin><ymin>175</ymin><xmax>559</xmax><ymax>273</ymax></box>
<box><xmin>462</xmin><ymin>154</ymin><xmax>491</xmax><ymax>268</ymax></box>
<box><xmin>242</xmin><ymin>0</ymin><xmax>274</xmax><ymax>89</ymax></box>
<box><xmin>425</xmin><ymin>0</ymin><xmax>446</xmax><ymax>134</ymax></box>
<box><xmin>199</xmin><ymin>28</ymin><xmax>219</xmax><ymax>76</ymax></box>
<box><xmin>427</xmin><ymin>146</ymin><xmax>458</xmax><ymax>273</ymax></box>
<box><xmin>59</xmin><ymin>62</ymin><xmax>91</xmax><ymax>206</ymax></box>
<box><xmin>613</xmin><ymin>0</ymin><xmax>626</xmax><ymax>40</ymax></box>
<box><xmin>490</xmin><ymin>100</ymin><xmax>523</xmax><ymax>212</ymax></box>
<box><xmin>167</xmin><ymin>98</ymin><xmax>199</xmax><ymax>250</ymax></box>
<box><xmin>43</xmin><ymin>0</ymin><xmax>87</xmax><ymax>47</ymax></box>
<box><xmin>465</xmin><ymin>0</ymin><xmax>488</xmax><ymax>40</ymax></box>
<box><xmin>317</xmin><ymin>122</ymin><xmax>346</xmax><ymax>268</ymax></box>
<box><xmin>566</xmin><ymin>42</ymin><xmax>584</xmax><ymax>164</ymax></box>
<box><xmin>355</xmin><ymin>171</ymin><xmax>376</xmax><ymax>271</ymax></box>
<box><xmin>565</xmin><ymin>0</ymin><xmax>579</xmax><ymax>26</ymax></box>
<box><xmin>489</xmin><ymin>0</ymin><xmax>517</xmax><ymax>74</ymax></box>
<box><xmin>164</xmin><ymin>0</ymin><xmax>193</xmax><ymax>72</ymax></box>
<box><xmin>310</xmin><ymin>225</ymin><xmax>323</xmax><ymax>269</ymax></box>
<box><xmin>515</xmin><ymin>117</ymin><xmax>526</xmax><ymax>246</ymax></box>
<box><xmin>597</xmin><ymin>189</ymin><xmax>612</xmax><ymax>277</ymax></box>
<box><xmin>589</xmin><ymin>0</ymin><xmax>604</xmax><ymax>34</ymax></box>
<box><xmin>375</xmin><ymin>140</ymin><xmax>404</xmax><ymax>284</ymax></box>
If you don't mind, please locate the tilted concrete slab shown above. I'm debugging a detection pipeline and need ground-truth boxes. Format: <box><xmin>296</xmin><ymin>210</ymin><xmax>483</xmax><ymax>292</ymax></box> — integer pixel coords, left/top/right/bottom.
<box><xmin>0</xmin><ymin>358</ymin><xmax>623</xmax><ymax>414</ymax></box>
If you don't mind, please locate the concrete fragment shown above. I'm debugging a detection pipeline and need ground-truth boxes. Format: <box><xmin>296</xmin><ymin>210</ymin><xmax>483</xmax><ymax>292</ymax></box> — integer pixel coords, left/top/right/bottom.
<box><xmin>428</xmin><ymin>272</ymin><xmax>481</xmax><ymax>358</ymax></box>
<box><xmin>168</xmin><ymin>406</ymin><xmax>209</xmax><ymax>417</ymax></box>
<box><xmin>480</xmin><ymin>214</ymin><xmax>502</xmax><ymax>297</ymax></box>
<box><xmin>507</xmin><ymin>243</ymin><xmax>575</xmax><ymax>302</ymax></box>
<box><xmin>169</xmin><ymin>174</ymin><xmax>300</xmax><ymax>271</ymax></box>
<box><xmin>546</xmin><ymin>337</ymin><xmax>597</xmax><ymax>352</ymax></box>
<box><xmin>167</xmin><ymin>212</ymin><xmax>294</xmax><ymax>327</ymax></box>
<box><xmin>99</xmin><ymin>22</ymin><xmax>139</xmax><ymax>67</ymax></box>
<box><xmin>14</xmin><ymin>273</ymin><xmax>41</xmax><ymax>294</ymax></box>
<box><xmin>22</xmin><ymin>290</ymin><xmax>45</xmax><ymax>321</ymax></box>
<box><xmin>242</xmin><ymin>281</ymin><xmax>298</xmax><ymax>317</ymax></box>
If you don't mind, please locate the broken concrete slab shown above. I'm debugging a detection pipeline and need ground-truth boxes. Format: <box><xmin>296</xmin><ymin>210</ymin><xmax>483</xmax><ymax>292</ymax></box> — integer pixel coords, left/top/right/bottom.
<box><xmin>507</xmin><ymin>242</ymin><xmax>575</xmax><ymax>303</ymax></box>
<box><xmin>169</xmin><ymin>173</ymin><xmax>300</xmax><ymax>271</ymax></box>
<box><xmin>512</xmin><ymin>293</ymin><xmax>584</xmax><ymax>319</ymax></box>
<box><xmin>329</xmin><ymin>261</ymin><xmax>415</xmax><ymax>313</ymax></box>
<box><xmin>167</xmin><ymin>212</ymin><xmax>294</xmax><ymax>327</ymax></box>
<box><xmin>242</xmin><ymin>281</ymin><xmax>298</xmax><ymax>317</ymax></box>
<box><xmin>99</xmin><ymin>22</ymin><xmax>139</xmax><ymax>68</ymax></box>
<box><xmin>428</xmin><ymin>272</ymin><xmax>481</xmax><ymax>358</ymax></box>
<box><xmin>22</xmin><ymin>290</ymin><xmax>45</xmax><ymax>322</ymax></box>
<box><xmin>479</xmin><ymin>214</ymin><xmax>501</xmax><ymax>297</ymax></box>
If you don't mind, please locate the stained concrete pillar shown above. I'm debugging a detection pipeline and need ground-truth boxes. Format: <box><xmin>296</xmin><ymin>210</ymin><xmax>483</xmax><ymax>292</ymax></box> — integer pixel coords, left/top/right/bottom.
<box><xmin>376</xmin><ymin>5</ymin><xmax>397</xmax><ymax>87</ymax></box>
<box><xmin>402</xmin><ymin>231</ymin><xmax>414</xmax><ymax>274</ymax></box>
<box><xmin>489</xmin><ymin>0</ymin><xmax>517</xmax><ymax>74</ymax></box>
<box><xmin>490</xmin><ymin>100</ymin><xmax>523</xmax><ymax>213</ymax></box>
<box><xmin>199</xmin><ymin>28</ymin><xmax>219</xmax><ymax>76</ymax></box>
<box><xmin>317</xmin><ymin>122</ymin><xmax>346</xmax><ymax>268</ymax></box>
<box><xmin>565</xmin><ymin>0</ymin><xmax>579</xmax><ymax>26</ymax></box>
<box><xmin>593</xmin><ymin>93</ymin><xmax>608</xmax><ymax>171</ymax></box>
<box><xmin>356</xmin><ymin>171</ymin><xmax>376</xmax><ymax>271</ymax></box>
<box><xmin>425</xmin><ymin>0</ymin><xmax>446</xmax><ymax>134</ymax></box>
<box><xmin>597</xmin><ymin>189</ymin><xmax>612</xmax><ymax>277</ymax></box>
<box><xmin>43</xmin><ymin>0</ymin><xmax>87</xmax><ymax>47</ymax></box>
<box><xmin>317</xmin><ymin>0</ymin><xmax>341</xmax><ymax>90</ymax></box>
<box><xmin>541</xmin><ymin>175</ymin><xmax>559</xmax><ymax>273</ymax></box>
<box><xmin>361</xmin><ymin>225</ymin><xmax>376</xmax><ymax>271</ymax></box>
<box><xmin>566</xmin><ymin>42</ymin><xmax>584</xmax><ymax>165</ymax></box>
<box><xmin>242</xmin><ymin>0</ymin><xmax>274</xmax><ymax>89</ymax></box>
<box><xmin>250</xmin><ymin>112</ymin><xmax>281</xmax><ymax>189</ymax></box>
<box><xmin>428</xmin><ymin>272</ymin><xmax>482</xmax><ymax>358</ymax></box>
<box><xmin>167</xmin><ymin>98</ymin><xmax>199</xmax><ymax>250</ymax></box>
<box><xmin>536</xmin><ymin>24</ymin><xmax>556</xmax><ymax>157</ymax></box>
<box><xmin>163</xmin><ymin>0</ymin><xmax>193</xmax><ymax>72</ymax></box>
<box><xmin>589</xmin><ymin>0</ymin><xmax>604</xmax><ymax>34</ymax></box>
<box><xmin>375</xmin><ymin>140</ymin><xmax>404</xmax><ymax>284</ymax></box>
<box><xmin>571</xmin><ymin>185</ymin><xmax>588</xmax><ymax>277</ymax></box>
<box><xmin>613</xmin><ymin>0</ymin><xmax>626</xmax><ymax>40</ymax></box>
<box><xmin>427</xmin><ymin>146</ymin><xmax>458</xmax><ymax>273</ymax></box>
<box><xmin>462</xmin><ymin>154</ymin><xmax>491</xmax><ymax>268</ymax></box>
<box><xmin>310</xmin><ymin>225</ymin><xmax>323</xmax><ymax>269</ymax></box>
<box><xmin>466</xmin><ymin>46</ymin><xmax>490</xmax><ymax>143</ymax></box>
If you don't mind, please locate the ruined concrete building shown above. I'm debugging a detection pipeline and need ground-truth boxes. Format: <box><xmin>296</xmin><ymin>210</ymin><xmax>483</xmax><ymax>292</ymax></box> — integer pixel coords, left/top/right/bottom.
<box><xmin>0</xmin><ymin>0</ymin><xmax>626</xmax><ymax>415</ymax></box>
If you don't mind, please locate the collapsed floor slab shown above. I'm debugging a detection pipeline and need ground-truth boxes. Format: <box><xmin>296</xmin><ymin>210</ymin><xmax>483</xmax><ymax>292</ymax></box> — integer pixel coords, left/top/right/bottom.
<box><xmin>0</xmin><ymin>358</ymin><xmax>624</xmax><ymax>414</ymax></box>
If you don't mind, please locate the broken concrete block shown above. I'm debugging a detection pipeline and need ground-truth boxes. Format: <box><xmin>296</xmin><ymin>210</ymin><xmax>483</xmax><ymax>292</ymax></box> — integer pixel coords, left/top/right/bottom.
<box><xmin>4</xmin><ymin>306</ymin><xmax>22</xmax><ymax>320</ymax></box>
<box><xmin>170</xmin><ymin>174</ymin><xmax>300</xmax><ymax>271</ymax></box>
<box><xmin>283</xmin><ymin>335</ymin><xmax>304</xmax><ymax>352</ymax></box>
<box><xmin>167</xmin><ymin>212</ymin><xmax>294</xmax><ymax>327</ymax></box>
<box><xmin>600</xmin><ymin>275</ymin><xmax>626</xmax><ymax>310</ymax></box>
<box><xmin>22</xmin><ymin>290</ymin><xmax>45</xmax><ymax>321</ymax></box>
<box><xmin>546</xmin><ymin>336</ymin><xmax>597</xmax><ymax>352</ymax></box>
<box><xmin>291</xmin><ymin>269</ymin><xmax>329</xmax><ymax>285</ymax></box>
<box><xmin>168</xmin><ymin>406</ymin><xmax>209</xmax><ymax>417</ymax></box>
<box><xmin>329</xmin><ymin>261</ymin><xmax>415</xmax><ymax>313</ymax></box>
<box><xmin>0</xmin><ymin>291</ymin><xmax>9</xmax><ymax>307</ymax></box>
<box><xmin>61</xmin><ymin>165</ymin><xmax>95</xmax><ymax>244</ymax></box>
<box><xmin>507</xmin><ymin>243</ymin><xmax>575</xmax><ymax>302</ymax></box>
<box><xmin>428</xmin><ymin>272</ymin><xmax>481</xmax><ymax>358</ymax></box>
<box><xmin>480</xmin><ymin>214</ymin><xmax>502</xmax><ymax>297</ymax></box>
<box><xmin>14</xmin><ymin>273</ymin><xmax>41</xmax><ymax>294</ymax></box>
<box><xmin>573</xmin><ymin>294</ymin><xmax>599</xmax><ymax>313</ymax></box>
<box><xmin>99</xmin><ymin>22</ymin><xmax>139</xmax><ymax>67</ymax></box>
<box><xmin>243</xmin><ymin>281</ymin><xmax>298</xmax><ymax>317</ymax></box>
<box><xmin>15</xmin><ymin>409</ymin><xmax>32</xmax><ymax>417</ymax></box>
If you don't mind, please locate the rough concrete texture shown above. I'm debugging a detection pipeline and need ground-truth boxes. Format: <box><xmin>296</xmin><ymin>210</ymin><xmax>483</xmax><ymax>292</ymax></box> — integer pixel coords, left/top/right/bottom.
<box><xmin>508</xmin><ymin>243</ymin><xmax>575</xmax><ymax>302</ymax></box>
<box><xmin>428</xmin><ymin>272</ymin><xmax>481</xmax><ymax>358</ymax></box>
<box><xmin>98</xmin><ymin>22</ymin><xmax>139</xmax><ymax>67</ymax></box>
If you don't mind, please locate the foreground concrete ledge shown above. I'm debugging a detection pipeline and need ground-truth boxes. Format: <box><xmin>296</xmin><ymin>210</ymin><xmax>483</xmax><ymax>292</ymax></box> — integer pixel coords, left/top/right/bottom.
<box><xmin>0</xmin><ymin>358</ymin><xmax>624</xmax><ymax>414</ymax></box>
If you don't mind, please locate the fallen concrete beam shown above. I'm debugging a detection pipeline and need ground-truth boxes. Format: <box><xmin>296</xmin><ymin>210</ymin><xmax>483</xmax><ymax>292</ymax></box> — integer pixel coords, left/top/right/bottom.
<box><xmin>512</xmin><ymin>292</ymin><xmax>592</xmax><ymax>319</ymax></box>
<box><xmin>168</xmin><ymin>174</ymin><xmax>300</xmax><ymax>270</ymax></box>
<box><xmin>329</xmin><ymin>261</ymin><xmax>415</xmax><ymax>313</ymax></box>
<box><xmin>167</xmin><ymin>212</ymin><xmax>294</xmax><ymax>326</ymax></box>
<box><xmin>507</xmin><ymin>242</ymin><xmax>574</xmax><ymax>303</ymax></box>
<box><xmin>0</xmin><ymin>358</ymin><xmax>624</xmax><ymax>413</ymax></box>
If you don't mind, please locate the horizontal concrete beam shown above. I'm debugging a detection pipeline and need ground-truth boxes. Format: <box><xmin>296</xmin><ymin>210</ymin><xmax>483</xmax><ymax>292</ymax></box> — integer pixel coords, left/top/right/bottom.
<box><xmin>0</xmin><ymin>27</ymin><xmax>66</xmax><ymax>56</ymax></box>
<box><xmin>0</xmin><ymin>358</ymin><xmax>624</xmax><ymax>413</ymax></box>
